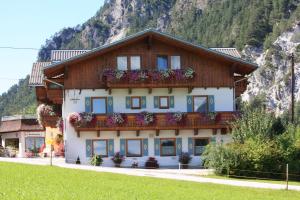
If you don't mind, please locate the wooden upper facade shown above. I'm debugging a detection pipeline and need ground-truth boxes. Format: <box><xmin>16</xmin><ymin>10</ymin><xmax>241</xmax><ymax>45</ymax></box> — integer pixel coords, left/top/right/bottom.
<box><xmin>31</xmin><ymin>29</ymin><xmax>257</xmax><ymax>105</ymax></box>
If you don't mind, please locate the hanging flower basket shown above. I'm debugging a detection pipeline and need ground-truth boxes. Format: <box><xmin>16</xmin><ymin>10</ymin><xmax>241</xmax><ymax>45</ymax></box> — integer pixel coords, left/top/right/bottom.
<box><xmin>36</xmin><ymin>104</ymin><xmax>57</xmax><ymax>127</ymax></box>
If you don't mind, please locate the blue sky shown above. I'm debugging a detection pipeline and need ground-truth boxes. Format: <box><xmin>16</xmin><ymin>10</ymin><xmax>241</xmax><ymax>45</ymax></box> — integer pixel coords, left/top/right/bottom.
<box><xmin>0</xmin><ymin>0</ymin><xmax>104</xmax><ymax>94</ymax></box>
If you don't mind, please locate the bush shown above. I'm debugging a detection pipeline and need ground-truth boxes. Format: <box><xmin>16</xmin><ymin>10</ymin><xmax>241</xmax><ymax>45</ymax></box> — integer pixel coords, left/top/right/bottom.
<box><xmin>145</xmin><ymin>157</ymin><xmax>159</xmax><ymax>169</ymax></box>
<box><xmin>90</xmin><ymin>155</ymin><xmax>103</xmax><ymax>166</ymax></box>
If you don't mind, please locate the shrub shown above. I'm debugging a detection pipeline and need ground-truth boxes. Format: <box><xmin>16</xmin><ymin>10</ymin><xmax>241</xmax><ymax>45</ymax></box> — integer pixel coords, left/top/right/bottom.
<box><xmin>90</xmin><ymin>155</ymin><xmax>103</xmax><ymax>166</ymax></box>
<box><xmin>111</xmin><ymin>152</ymin><xmax>124</xmax><ymax>167</ymax></box>
<box><xmin>179</xmin><ymin>152</ymin><xmax>192</xmax><ymax>169</ymax></box>
<box><xmin>145</xmin><ymin>157</ymin><xmax>159</xmax><ymax>169</ymax></box>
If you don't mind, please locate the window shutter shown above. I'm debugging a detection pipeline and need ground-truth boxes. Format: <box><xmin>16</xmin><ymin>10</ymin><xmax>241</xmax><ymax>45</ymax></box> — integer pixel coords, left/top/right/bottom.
<box><xmin>107</xmin><ymin>97</ymin><xmax>113</xmax><ymax>113</ymax></box>
<box><xmin>176</xmin><ymin>138</ymin><xmax>182</xmax><ymax>156</ymax></box>
<box><xmin>85</xmin><ymin>97</ymin><xmax>91</xmax><ymax>112</ymax></box>
<box><xmin>210</xmin><ymin>136</ymin><xmax>216</xmax><ymax>144</ymax></box>
<box><xmin>187</xmin><ymin>96</ymin><xmax>193</xmax><ymax>112</ymax></box>
<box><xmin>141</xmin><ymin>96</ymin><xmax>147</xmax><ymax>108</ymax></box>
<box><xmin>188</xmin><ymin>137</ymin><xmax>193</xmax><ymax>155</ymax></box>
<box><xmin>208</xmin><ymin>95</ymin><xmax>215</xmax><ymax>112</ymax></box>
<box><xmin>170</xmin><ymin>96</ymin><xmax>175</xmax><ymax>108</ymax></box>
<box><xmin>126</xmin><ymin>96</ymin><xmax>131</xmax><ymax>109</ymax></box>
<box><xmin>154</xmin><ymin>138</ymin><xmax>160</xmax><ymax>156</ymax></box>
<box><xmin>143</xmin><ymin>139</ymin><xmax>148</xmax><ymax>156</ymax></box>
<box><xmin>153</xmin><ymin>96</ymin><xmax>159</xmax><ymax>108</ymax></box>
<box><xmin>86</xmin><ymin>139</ymin><xmax>92</xmax><ymax>158</ymax></box>
<box><xmin>120</xmin><ymin>139</ymin><xmax>126</xmax><ymax>156</ymax></box>
<box><xmin>108</xmin><ymin>139</ymin><xmax>114</xmax><ymax>156</ymax></box>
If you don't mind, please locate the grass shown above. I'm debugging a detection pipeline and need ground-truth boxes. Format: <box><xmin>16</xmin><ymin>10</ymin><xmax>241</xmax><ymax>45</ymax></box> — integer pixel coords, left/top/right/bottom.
<box><xmin>0</xmin><ymin>162</ymin><xmax>300</xmax><ymax>200</ymax></box>
<box><xmin>201</xmin><ymin>174</ymin><xmax>300</xmax><ymax>186</ymax></box>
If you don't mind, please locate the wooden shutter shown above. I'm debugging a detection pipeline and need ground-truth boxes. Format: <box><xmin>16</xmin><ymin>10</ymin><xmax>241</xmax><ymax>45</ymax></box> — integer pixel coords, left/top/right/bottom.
<box><xmin>126</xmin><ymin>96</ymin><xmax>131</xmax><ymax>109</ymax></box>
<box><xmin>108</xmin><ymin>139</ymin><xmax>114</xmax><ymax>156</ymax></box>
<box><xmin>188</xmin><ymin>137</ymin><xmax>193</xmax><ymax>155</ymax></box>
<box><xmin>170</xmin><ymin>96</ymin><xmax>175</xmax><ymax>108</ymax></box>
<box><xmin>107</xmin><ymin>97</ymin><xmax>113</xmax><ymax>113</ymax></box>
<box><xmin>154</xmin><ymin>138</ymin><xmax>160</xmax><ymax>156</ymax></box>
<box><xmin>86</xmin><ymin>139</ymin><xmax>92</xmax><ymax>158</ymax></box>
<box><xmin>120</xmin><ymin>139</ymin><xmax>126</xmax><ymax>156</ymax></box>
<box><xmin>143</xmin><ymin>138</ymin><xmax>148</xmax><ymax>156</ymax></box>
<box><xmin>176</xmin><ymin>138</ymin><xmax>182</xmax><ymax>156</ymax></box>
<box><xmin>210</xmin><ymin>136</ymin><xmax>216</xmax><ymax>144</ymax></box>
<box><xmin>141</xmin><ymin>96</ymin><xmax>147</xmax><ymax>108</ymax></box>
<box><xmin>85</xmin><ymin>97</ymin><xmax>91</xmax><ymax>112</ymax></box>
<box><xmin>208</xmin><ymin>95</ymin><xmax>215</xmax><ymax>112</ymax></box>
<box><xmin>153</xmin><ymin>96</ymin><xmax>159</xmax><ymax>108</ymax></box>
<box><xmin>187</xmin><ymin>96</ymin><xmax>193</xmax><ymax>112</ymax></box>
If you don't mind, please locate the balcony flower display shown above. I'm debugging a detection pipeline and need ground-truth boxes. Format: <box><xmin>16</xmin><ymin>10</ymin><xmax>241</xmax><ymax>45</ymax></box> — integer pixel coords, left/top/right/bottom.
<box><xmin>106</xmin><ymin>113</ymin><xmax>126</xmax><ymax>126</ymax></box>
<box><xmin>68</xmin><ymin>112</ymin><xmax>82</xmax><ymax>128</ymax></box>
<box><xmin>166</xmin><ymin>112</ymin><xmax>186</xmax><ymax>125</ymax></box>
<box><xmin>183</xmin><ymin>67</ymin><xmax>195</xmax><ymax>79</ymax></box>
<box><xmin>139</xmin><ymin>70</ymin><xmax>149</xmax><ymax>81</ymax></box>
<box><xmin>56</xmin><ymin>118</ymin><xmax>64</xmax><ymax>133</ymax></box>
<box><xmin>149</xmin><ymin>70</ymin><xmax>161</xmax><ymax>81</ymax></box>
<box><xmin>80</xmin><ymin>112</ymin><xmax>96</xmax><ymax>126</ymax></box>
<box><xmin>174</xmin><ymin>69</ymin><xmax>185</xmax><ymax>80</ymax></box>
<box><xmin>102</xmin><ymin>68</ymin><xmax>115</xmax><ymax>82</ymax></box>
<box><xmin>115</xmin><ymin>70</ymin><xmax>126</xmax><ymax>80</ymax></box>
<box><xmin>136</xmin><ymin>112</ymin><xmax>155</xmax><ymax>126</ymax></box>
<box><xmin>36</xmin><ymin>104</ymin><xmax>56</xmax><ymax>126</ymax></box>
<box><xmin>160</xmin><ymin>69</ymin><xmax>174</xmax><ymax>80</ymax></box>
<box><xmin>128</xmin><ymin>70</ymin><xmax>140</xmax><ymax>82</ymax></box>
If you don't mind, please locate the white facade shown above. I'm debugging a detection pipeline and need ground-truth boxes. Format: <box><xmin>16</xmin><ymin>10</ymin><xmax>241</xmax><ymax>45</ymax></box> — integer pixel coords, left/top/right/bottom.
<box><xmin>63</xmin><ymin>87</ymin><xmax>233</xmax><ymax>167</ymax></box>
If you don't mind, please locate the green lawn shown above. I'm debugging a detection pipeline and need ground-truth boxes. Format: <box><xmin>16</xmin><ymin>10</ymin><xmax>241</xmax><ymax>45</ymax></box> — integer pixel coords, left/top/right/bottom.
<box><xmin>201</xmin><ymin>174</ymin><xmax>300</xmax><ymax>186</ymax></box>
<box><xmin>0</xmin><ymin>162</ymin><xmax>299</xmax><ymax>200</ymax></box>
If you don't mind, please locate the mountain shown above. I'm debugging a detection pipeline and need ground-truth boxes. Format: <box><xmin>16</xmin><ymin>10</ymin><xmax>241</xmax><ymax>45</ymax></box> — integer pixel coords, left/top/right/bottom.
<box><xmin>2</xmin><ymin>0</ymin><xmax>300</xmax><ymax>117</ymax></box>
<box><xmin>0</xmin><ymin>76</ymin><xmax>36</xmax><ymax>117</ymax></box>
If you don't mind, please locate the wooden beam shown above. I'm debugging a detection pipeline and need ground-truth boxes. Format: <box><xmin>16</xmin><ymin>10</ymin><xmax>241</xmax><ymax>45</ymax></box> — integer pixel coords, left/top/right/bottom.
<box><xmin>156</xmin><ymin>129</ymin><xmax>160</xmax><ymax>137</ymax></box>
<box><xmin>147</xmin><ymin>35</ymin><xmax>153</xmax><ymax>50</ymax></box>
<box><xmin>64</xmin><ymin>66</ymin><xmax>68</xmax><ymax>79</ymax></box>
<box><xmin>188</xmin><ymin>87</ymin><xmax>193</xmax><ymax>94</ymax></box>
<box><xmin>97</xmin><ymin>130</ymin><xmax>100</xmax><ymax>137</ymax></box>
<box><xmin>136</xmin><ymin>130</ymin><xmax>140</xmax><ymax>137</ymax></box>
<box><xmin>194</xmin><ymin>129</ymin><xmax>198</xmax><ymax>135</ymax></box>
<box><xmin>117</xmin><ymin>130</ymin><xmax>120</xmax><ymax>137</ymax></box>
<box><xmin>175</xmin><ymin>129</ymin><xmax>179</xmax><ymax>136</ymax></box>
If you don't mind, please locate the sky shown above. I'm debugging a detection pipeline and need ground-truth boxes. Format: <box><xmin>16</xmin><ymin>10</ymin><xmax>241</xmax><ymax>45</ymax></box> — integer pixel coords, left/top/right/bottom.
<box><xmin>0</xmin><ymin>0</ymin><xmax>104</xmax><ymax>94</ymax></box>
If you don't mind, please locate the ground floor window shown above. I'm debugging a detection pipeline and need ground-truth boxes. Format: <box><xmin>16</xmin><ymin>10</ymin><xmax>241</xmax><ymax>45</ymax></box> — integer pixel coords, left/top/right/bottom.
<box><xmin>92</xmin><ymin>140</ymin><xmax>108</xmax><ymax>157</ymax></box>
<box><xmin>160</xmin><ymin>138</ymin><xmax>176</xmax><ymax>156</ymax></box>
<box><xmin>5</xmin><ymin>138</ymin><xmax>19</xmax><ymax>149</ymax></box>
<box><xmin>25</xmin><ymin>137</ymin><xmax>45</xmax><ymax>153</ymax></box>
<box><xmin>126</xmin><ymin>139</ymin><xmax>142</xmax><ymax>157</ymax></box>
<box><xmin>194</xmin><ymin>138</ymin><xmax>209</xmax><ymax>156</ymax></box>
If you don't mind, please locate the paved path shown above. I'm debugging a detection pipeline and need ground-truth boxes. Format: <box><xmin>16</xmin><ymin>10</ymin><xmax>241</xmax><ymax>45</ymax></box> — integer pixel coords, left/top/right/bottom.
<box><xmin>1</xmin><ymin>157</ymin><xmax>300</xmax><ymax>191</ymax></box>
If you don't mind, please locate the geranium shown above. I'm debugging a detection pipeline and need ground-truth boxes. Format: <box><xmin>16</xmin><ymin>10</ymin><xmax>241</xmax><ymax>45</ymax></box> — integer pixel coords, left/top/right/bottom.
<box><xmin>173</xmin><ymin>69</ymin><xmax>185</xmax><ymax>80</ymax></box>
<box><xmin>150</xmin><ymin>70</ymin><xmax>161</xmax><ymax>81</ymax></box>
<box><xmin>136</xmin><ymin>112</ymin><xmax>155</xmax><ymax>126</ymax></box>
<box><xmin>36</xmin><ymin>104</ymin><xmax>56</xmax><ymax>126</ymax></box>
<box><xmin>129</xmin><ymin>70</ymin><xmax>140</xmax><ymax>82</ymax></box>
<box><xmin>139</xmin><ymin>70</ymin><xmax>149</xmax><ymax>81</ymax></box>
<box><xmin>102</xmin><ymin>68</ymin><xmax>115</xmax><ymax>82</ymax></box>
<box><xmin>166</xmin><ymin>112</ymin><xmax>186</xmax><ymax>125</ymax></box>
<box><xmin>160</xmin><ymin>69</ymin><xmax>174</xmax><ymax>80</ymax></box>
<box><xmin>107</xmin><ymin>113</ymin><xmax>126</xmax><ymax>126</ymax></box>
<box><xmin>68</xmin><ymin>112</ymin><xmax>82</xmax><ymax>128</ymax></box>
<box><xmin>115</xmin><ymin>70</ymin><xmax>126</xmax><ymax>80</ymax></box>
<box><xmin>184</xmin><ymin>67</ymin><xmax>195</xmax><ymax>79</ymax></box>
<box><xmin>80</xmin><ymin>112</ymin><xmax>96</xmax><ymax>126</ymax></box>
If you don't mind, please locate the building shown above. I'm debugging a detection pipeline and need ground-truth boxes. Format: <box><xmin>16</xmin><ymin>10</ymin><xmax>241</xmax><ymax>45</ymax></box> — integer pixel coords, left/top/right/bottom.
<box><xmin>0</xmin><ymin>115</ymin><xmax>45</xmax><ymax>157</ymax></box>
<box><xmin>30</xmin><ymin>29</ymin><xmax>257</xmax><ymax>167</ymax></box>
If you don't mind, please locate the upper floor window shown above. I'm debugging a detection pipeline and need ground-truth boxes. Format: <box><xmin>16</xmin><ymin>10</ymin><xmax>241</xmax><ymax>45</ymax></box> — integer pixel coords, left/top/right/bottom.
<box><xmin>131</xmin><ymin>96</ymin><xmax>141</xmax><ymax>109</ymax></box>
<box><xmin>171</xmin><ymin>56</ymin><xmax>180</xmax><ymax>69</ymax></box>
<box><xmin>194</xmin><ymin>138</ymin><xmax>209</xmax><ymax>156</ymax></box>
<box><xmin>126</xmin><ymin>139</ymin><xmax>142</xmax><ymax>157</ymax></box>
<box><xmin>193</xmin><ymin>96</ymin><xmax>208</xmax><ymax>113</ymax></box>
<box><xmin>159</xmin><ymin>96</ymin><xmax>169</xmax><ymax>109</ymax></box>
<box><xmin>93</xmin><ymin>140</ymin><xmax>108</xmax><ymax>157</ymax></box>
<box><xmin>92</xmin><ymin>97</ymin><xmax>107</xmax><ymax>114</ymax></box>
<box><xmin>117</xmin><ymin>56</ymin><xmax>128</xmax><ymax>70</ymax></box>
<box><xmin>130</xmin><ymin>56</ymin><xmax>141</xmax><ymax>70</ymax></box>
<box><xmin>157</xmin><ymin>55</ymin><xmax>168</xmax><ymax>70</ymax></box>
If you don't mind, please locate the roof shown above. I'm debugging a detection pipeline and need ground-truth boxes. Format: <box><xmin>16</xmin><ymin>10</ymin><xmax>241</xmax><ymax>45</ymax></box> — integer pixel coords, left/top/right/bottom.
<box><xmin>43</xmin><ymin>29</ymin><xmax>257</xmax><ymax>75</ymax></box>
<box><xmin>0</xmin><ymin>116</ymin><xmax>44</xmax><ymax>133</ymax></box>
<box><xmin>51</xmin><ymin>50</ymin><xmax>90</xmax><ymax>62</ymax></box>
<box><xmin>210</xmin><ymin>48</ymin><xmax>241</xmax><ymax>58</ymax></box>
<box><xmin>29</xmin><ymin>62</ymin><xmax>51</xmax><ymax>86</ymax></box>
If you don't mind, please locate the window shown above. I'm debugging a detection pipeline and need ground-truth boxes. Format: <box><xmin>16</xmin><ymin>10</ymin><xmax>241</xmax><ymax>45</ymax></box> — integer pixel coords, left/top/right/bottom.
<box><xmin>171</xmin><ymin>56</ymin><xmax>180</xmax><ymax>69</ymax></box>
<box><xmin>130</xmin><ymin>56</ymin><xmax>141</xmax><ymax>70</ymax></box>
<box><xmin>126</xmin><ymin>139</ymin><xmax>142</xmax><ymax>157</ymax></box>
<box><xmin>193</xmin><ymin>96</ymin><xmax>208</xmax><ymax>113</ymax></box>
<box><xmin>194</xmin><ymin>138</ymin><xmax>209</xmax><ymax>156</ymax></box>
<box><xmin>160</xmin><ymin>138</ymin><xmax>176</xmax><ymax>156</ymax></box>
<box><xmin>92</xmin><ymin>97</ymin><xmax>107</xmax><ymax>114</ymax></box>
<box><xmin>157</xmin><ymin>55</ymin><xmax>168</xmax><ymax>70</ymax></box>
<box><xmin>25</xmin><ymin>137</ymin><xmax>45</xmax><ymax>153</ymax></box>
<box><xmin>93</xmin><ymin>140</ymin><xmax>108</xmax><ymax>157</ymax></box>
<box><xmin>131</xmin><ymin>97</ymin><xmax>141</xmax><ymax>109</ymax></box>
<box><xmin>159</xmin><ymin>96</ymin><xmax>169</xmax><ymax>109</ymax></box>
<box><xmin>117</xmin><ymin>56</ymin><xmax>128</xmax><ymax>70</ymax></box>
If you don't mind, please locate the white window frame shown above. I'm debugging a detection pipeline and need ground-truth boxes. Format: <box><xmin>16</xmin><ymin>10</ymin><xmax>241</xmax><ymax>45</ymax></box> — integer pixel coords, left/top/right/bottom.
<box><xmin>117</xmin><ymin>56</ymin><xmax>128</xmax><ymax>70</ymax></box>
<box><xmin>171</xmin><ymin>56</ymin><xmax>181</xmax><ymax>69</ymax></box>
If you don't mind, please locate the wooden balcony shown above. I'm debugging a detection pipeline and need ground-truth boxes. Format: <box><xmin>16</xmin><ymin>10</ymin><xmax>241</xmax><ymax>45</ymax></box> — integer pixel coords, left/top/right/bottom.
<box><xmin>102</xmin><ymin>69</ymin><xmax>196</xmax><ymax>92</ymax></box>
<box><xmin>47</xmin><ymin>89</ymin><xmax>63</xmax><ymax>104</ymax></box>
<box><xmin>76</xmin><ymin>112</ymin><xmax>238</xmax><ymax>133</ymax></box>
<box><xmin>42</xmin><ymin>115</ymin><xmax>59</xmax><ymax>128</ymax></box>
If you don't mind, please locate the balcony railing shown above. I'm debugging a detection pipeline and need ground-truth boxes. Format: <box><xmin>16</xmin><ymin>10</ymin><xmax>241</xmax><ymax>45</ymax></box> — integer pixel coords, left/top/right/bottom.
<box><xmin>76</xmin><ymin>112</ymin><xmax>239</xmax><ymax>132</ymax></box>
<box><xmin>102</xmin><ymin>68</ymin><xmax>196</xmax><ymax>89</ymax></box>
